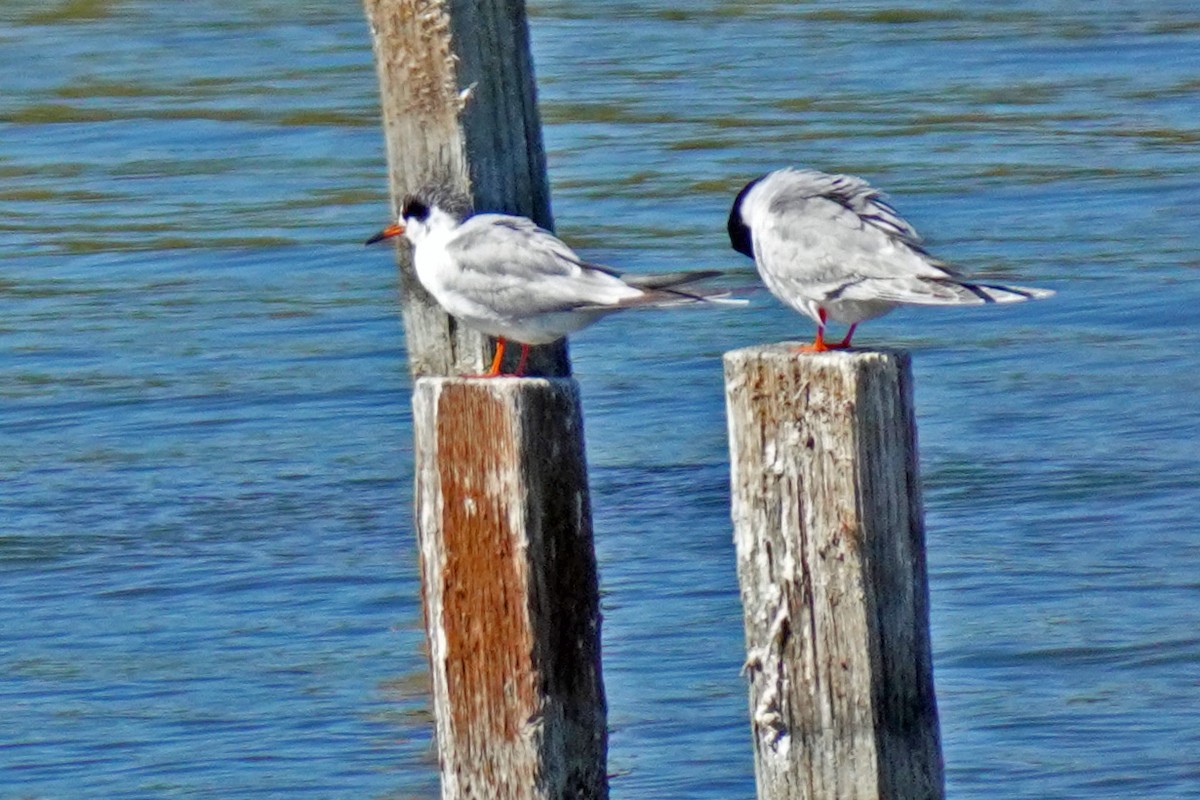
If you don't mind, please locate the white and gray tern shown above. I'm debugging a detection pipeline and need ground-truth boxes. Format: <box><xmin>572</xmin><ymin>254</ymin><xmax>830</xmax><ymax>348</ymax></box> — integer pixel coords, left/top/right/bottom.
<box><xmin>369</xmin><ymin>197</ymin><xmax>737</xmax><ymax>376</ymax></box>
<box><xmin>727</xmin><ymin>167</ymin><xmax>1054</xmax><ymax>351</ymax></box>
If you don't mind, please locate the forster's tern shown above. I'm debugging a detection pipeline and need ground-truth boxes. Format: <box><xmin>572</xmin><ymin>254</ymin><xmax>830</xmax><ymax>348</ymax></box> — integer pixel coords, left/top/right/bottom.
<box><xmin>727</xmin><ymin>167</ymin><xmax>1054</xmax><ymax>351</ymax></box>
<box><xmin>369</xmin><ymin>196</ymin><xmax>735</xmax><ymax>376</ymax></box>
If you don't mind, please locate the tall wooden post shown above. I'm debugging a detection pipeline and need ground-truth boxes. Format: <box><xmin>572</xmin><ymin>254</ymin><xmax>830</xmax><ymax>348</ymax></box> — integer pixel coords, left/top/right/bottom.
<box><xmin>364</xmin><ymin>2</ymin><xmax>606</xmax><ymax>798</ymax></box>
<box><xmin>412</xmin><ymin>378</ymin><xmax>607</xmax><ymax>799</ymax></box>
<box><xmin>363</xmin><ymin>0</ymin><xmax>568</xmax><ymax>378</ymax></box>
<box><xmin>724</xmin><ymin>345</ymin><xmax>944</xmax><ymax>800</ymax></box>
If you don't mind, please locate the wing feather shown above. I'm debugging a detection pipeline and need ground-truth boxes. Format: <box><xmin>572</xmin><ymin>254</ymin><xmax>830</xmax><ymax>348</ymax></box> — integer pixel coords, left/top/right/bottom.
<box><xmin>733</xmin><ymin>167</ymin><xmax>1053</xmax><ymax>321</ymax></box>
<box><xmin>441</xmin><ymin>214</ymin><xmax>640</xmax><ymax>315</ymax></box>
<box><xmin>750</xmin><ymin>169</ymin><xmax>960</xmax><ymax>288</ymax></box>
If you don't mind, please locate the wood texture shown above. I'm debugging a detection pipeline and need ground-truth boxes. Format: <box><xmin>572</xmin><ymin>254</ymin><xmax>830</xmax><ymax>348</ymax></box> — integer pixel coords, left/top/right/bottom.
<box><xmin>412</xmin><ymin>378</ymin><xmax>608</xmax><ymax>800</ymax></box>
<box><xmin>723</xmin><ymin>345</ymin><xmax>944</xmax><ymax>800</ymax></box>
<box><xmin>363</xmin><ymin>0</ymin><xmax>569</xmax><ymax>377</ymax></box>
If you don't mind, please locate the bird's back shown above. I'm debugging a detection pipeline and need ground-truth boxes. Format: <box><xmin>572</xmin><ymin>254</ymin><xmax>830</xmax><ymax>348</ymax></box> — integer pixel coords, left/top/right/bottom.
<box><xmin>409</xmin><ymin>212</ymin><xmax>641</xmax><ymax>342</ymax></box>
<box><xmin>738</xmin><ymin>170</ymin><xmax>952</xmax><ymax>315</ymax></box>
<box><xmin>731</xmin><ymin>168</ymin><xmax>1053</xmax><ymax>325</ymax></box>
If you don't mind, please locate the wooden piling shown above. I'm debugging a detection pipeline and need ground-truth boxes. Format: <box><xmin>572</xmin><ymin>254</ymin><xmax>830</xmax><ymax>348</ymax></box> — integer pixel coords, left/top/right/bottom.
<box><xmin>363</xmin><ymin>0</ymin><xmax>568</xmax><ymax>378</ymax></box>
<box><xmin>364</xmin><ymin>2</ymin><xmax>607</xmax><ymax>796</ymax></box>
<box><xmin>723</xmin><ymin>345</ymin><xmax>944</xmax><ymax>800</ymax></box>
<box><xmin>412</xmin><ymin>377</ymin><xmax>608</xmax><ymax>800</ymax></box>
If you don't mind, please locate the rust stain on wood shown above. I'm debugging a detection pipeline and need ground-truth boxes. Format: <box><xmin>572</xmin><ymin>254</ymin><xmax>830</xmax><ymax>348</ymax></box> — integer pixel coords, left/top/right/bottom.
<box><xmin>435</xmin><ymin>383</ymin><xmax>538</xmax><ymax>745</ymax></box>
<box><xmin>410</xmin><ymin>379</ymin><xmax>608</xmax><ymax>796</ymax></box>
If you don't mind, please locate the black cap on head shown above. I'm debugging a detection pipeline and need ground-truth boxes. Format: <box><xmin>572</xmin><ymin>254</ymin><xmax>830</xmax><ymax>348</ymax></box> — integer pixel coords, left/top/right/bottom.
<box><xmin>400</xmin><ymin>195</ymin><xmax>431</xmax><ymax>223</ymax></box>
<box><xmin>727</xmin><ymin>175</ymin><xmax>764</xmax><ymax>259</ymax></box>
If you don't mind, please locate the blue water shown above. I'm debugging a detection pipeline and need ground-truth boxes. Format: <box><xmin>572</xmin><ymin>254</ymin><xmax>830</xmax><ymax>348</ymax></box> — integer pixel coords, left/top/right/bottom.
<box><xmin>3</xmin><ymin>1</ymin><xmax>1199</xmax><ymax>798</ymax></box>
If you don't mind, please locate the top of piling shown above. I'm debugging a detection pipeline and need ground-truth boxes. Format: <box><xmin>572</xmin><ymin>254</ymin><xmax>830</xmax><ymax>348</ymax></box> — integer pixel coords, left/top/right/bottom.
<box><xmin>724</xmin><ymin>344</ymin><xmax>912</xmax><ymax>369</ymax></box>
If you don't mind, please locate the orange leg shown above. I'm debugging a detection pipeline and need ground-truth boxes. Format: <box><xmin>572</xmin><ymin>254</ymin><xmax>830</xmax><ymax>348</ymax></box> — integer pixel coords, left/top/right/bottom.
<box><xmin>484</xmin><ymin>337</ymin><xmax>506</xmax><ymax>377</ymax></box>
<box><xmin>797</xmin><ymin>310</ymin><xmax>854</xmax><ymax>353</ymax></box>
<box><xmin>799</xmin><ymin>326</ymin><xmax>832</xmax><ymax>353</ymax></box>
<box><xmin>468</xmin><ymin>338</ymin><xmax>530</xmax><ymax>378</ymax></box>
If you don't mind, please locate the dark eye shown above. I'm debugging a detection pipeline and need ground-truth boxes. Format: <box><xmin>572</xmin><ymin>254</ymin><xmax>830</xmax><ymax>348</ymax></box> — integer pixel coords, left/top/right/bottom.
<box><xmin>401</xmin><ymin>196</ymin><xmax>430</xmax><ymax>222</ymax></box>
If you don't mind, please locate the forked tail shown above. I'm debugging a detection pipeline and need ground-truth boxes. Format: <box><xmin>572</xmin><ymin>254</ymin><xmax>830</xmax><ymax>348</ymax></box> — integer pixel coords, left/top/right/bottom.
<box><xmin>621</xmin><ymin>269</ymin><xmax>749</xmax><ymax>307</ymax></box>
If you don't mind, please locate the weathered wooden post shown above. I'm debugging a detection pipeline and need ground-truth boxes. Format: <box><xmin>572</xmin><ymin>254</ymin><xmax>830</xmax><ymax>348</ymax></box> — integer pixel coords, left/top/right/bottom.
<box><xmin>413</xmin><ymin>378</ymin><xmax>607</xmax><ymax>798</ymax></box>
<box><xmin>724</xmin><ymin>345</ymin><xmax>944</xmax><ymax>800</ymax></box>
<box><xmin>363</xmin><ymin>2</ymin><xmax>607</xmax><ymax>798</ymax></box>
<box><xmin>363</xmin><ymin>0</ymin><xmax>568</xmax><ymax>378</ymax></box>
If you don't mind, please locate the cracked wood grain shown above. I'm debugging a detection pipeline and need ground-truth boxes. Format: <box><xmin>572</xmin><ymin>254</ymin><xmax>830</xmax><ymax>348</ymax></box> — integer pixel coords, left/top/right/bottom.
<box><xmin>725</xmin><ymin>346</ymin><xmax>944</xmax><ymax>800</ymax></box>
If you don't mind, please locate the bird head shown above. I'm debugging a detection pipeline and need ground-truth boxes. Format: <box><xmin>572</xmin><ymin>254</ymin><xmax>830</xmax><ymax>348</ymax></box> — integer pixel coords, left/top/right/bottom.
<box><xmin>365</xmin><ymin>194</ymin><xmax>449</xmax><ymax>246</ymax></box>
<box><xmin>727</xmin><ymin>175</ymin><xmax>765</xmax><ymax>259</ymax></box>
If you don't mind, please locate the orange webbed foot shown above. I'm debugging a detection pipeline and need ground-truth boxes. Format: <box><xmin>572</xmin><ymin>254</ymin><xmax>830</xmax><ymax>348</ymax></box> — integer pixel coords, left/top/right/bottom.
<box><xmin>793</xmin><ymin>320</ymin><xmax>856</xmax><ymax>353</ymax></box>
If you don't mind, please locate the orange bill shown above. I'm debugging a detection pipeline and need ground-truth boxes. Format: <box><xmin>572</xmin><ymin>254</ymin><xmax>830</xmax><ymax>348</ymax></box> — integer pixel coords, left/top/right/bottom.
<box><xmin>365</xmin><ymin>222</ymin><xmax>404</xmax><ymax>245</ymax></box>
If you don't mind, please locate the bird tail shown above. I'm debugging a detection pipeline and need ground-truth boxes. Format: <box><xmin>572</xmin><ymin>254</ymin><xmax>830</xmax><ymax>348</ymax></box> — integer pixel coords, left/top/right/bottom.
<box><xmin>630</xmin><ymin>269</ymin><xmax>749</xmax><ymax>307</ymax></box>
<box><xmin>580</xmin><ymin>269</ymin><xmax>748</xmax><ymax>310</ymax></box>
<box><xmin>622</xmin><ymin>269</ymin><xmax>723</xmax><ymax>291</ymax></box>
<box><xmin>654</xmin><ymin>287</ymin><xmax>750</xmax><ymax>307</ymax></box>
<box><xmin>837</xmin><ymin>277</ymin><xmax>1054</xmax><ymax>306</ymax></box>
<box><xmin>940</xmin><ymin>280</ymin><xmax>1055</xmax><ymax>304</ymax></box>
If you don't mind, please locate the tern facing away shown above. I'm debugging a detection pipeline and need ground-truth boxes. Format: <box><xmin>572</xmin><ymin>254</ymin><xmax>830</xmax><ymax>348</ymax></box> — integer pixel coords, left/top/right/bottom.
<box><xmin>727</xmin><ymin>168</ymin><xmax>1054</xmax><ymax>351</ymax></box>
<box><xmin>368</xmin><ymin>196</ymin><xmax>738</xmax><ymax>376</ymax></box>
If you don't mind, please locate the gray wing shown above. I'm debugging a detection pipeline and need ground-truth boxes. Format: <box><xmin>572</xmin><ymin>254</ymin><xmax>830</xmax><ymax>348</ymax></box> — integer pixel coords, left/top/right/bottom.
<box><xmin>442</xmin><ymin>214</ymin><xmax>641</xmax><ymax>314</ymax></box>
<box><xmin>753</xmin><ymin>169</ymin><xmax>978</xmax><ymax>303</ymax></box>
<box><xmin>789</xmin><ymin>170</ymin><xmax>928</xmax><ymax>249</ymax></box>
